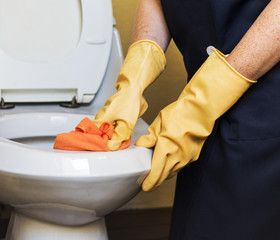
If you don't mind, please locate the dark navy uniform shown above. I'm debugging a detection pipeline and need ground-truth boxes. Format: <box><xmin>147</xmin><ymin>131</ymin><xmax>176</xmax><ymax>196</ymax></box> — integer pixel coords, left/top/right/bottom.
<box><xmin>160</xmin><ymin>1</ymin><xmax>280</xmax><ymax>239</ymax></box>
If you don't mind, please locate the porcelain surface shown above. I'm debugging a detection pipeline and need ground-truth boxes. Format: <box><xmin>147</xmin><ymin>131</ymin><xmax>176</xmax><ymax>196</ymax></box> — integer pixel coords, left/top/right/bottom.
<box><xmin>0</xmin><ymin>112</ymin><xmax>152</xmax><ymax>225</ymax></box>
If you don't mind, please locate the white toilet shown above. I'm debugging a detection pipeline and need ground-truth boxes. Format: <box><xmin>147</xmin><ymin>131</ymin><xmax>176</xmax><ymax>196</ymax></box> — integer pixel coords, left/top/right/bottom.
<box><xmin>0</xmin><ymin>0</ymin><xmax>152</xmax><ymax>239</ymax></box>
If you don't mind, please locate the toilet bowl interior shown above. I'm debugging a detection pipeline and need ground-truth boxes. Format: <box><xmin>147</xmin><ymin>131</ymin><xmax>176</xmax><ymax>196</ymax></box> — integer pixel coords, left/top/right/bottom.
<box><xmin>0</xmin><ymin>112</ymin><xmax>94</xmax><ymax>149</ymax></box>
<box><xmin>12</xmin><ymin>136</ymin><xmax>56</xmax><ymax>150</ymax></box>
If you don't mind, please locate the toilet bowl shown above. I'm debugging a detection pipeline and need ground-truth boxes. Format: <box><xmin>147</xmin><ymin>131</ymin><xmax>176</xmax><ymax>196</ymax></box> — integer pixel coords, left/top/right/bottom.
<box><xmin>0</xmin><ymin>113</ymin><xmax>151</xmax><ymax>240</ymax></box>
<box><xmin>0</xmin><ymin>0</ymin><xmax>152</xmax><ymax>239</ymax></box>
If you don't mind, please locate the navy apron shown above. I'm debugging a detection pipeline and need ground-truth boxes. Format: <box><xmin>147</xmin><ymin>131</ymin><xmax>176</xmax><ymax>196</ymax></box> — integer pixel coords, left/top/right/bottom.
<box><xmin>160</xmin><ymin>1</ymin><xmax>280</xmax><ymax>239</ymax></box>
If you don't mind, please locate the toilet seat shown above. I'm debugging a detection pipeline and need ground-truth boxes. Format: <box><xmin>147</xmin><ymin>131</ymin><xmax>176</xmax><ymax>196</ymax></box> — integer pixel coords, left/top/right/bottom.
<box><xmin>0</xmin><ymin>0</ymin><xmax>113</xmax><ymax>104</ymax></box>
<box><xmin>0</xmin><ymin>112</ymin><xmax>151</xmax><ymax>177</ymax></box>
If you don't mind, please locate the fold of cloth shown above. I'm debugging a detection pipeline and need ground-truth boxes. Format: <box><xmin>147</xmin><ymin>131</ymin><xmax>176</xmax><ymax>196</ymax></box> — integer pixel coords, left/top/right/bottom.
<box><xmin>53</xmin><ymin>117</ymin><xmax>131</xmax><ymax>151</ymax></box>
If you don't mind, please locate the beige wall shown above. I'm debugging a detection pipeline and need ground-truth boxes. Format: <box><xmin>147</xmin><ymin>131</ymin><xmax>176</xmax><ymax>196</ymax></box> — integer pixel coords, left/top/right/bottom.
<box><xmin>112</xmin><ymin>0</ymin><xmax>188</xmax><ymax>209</ymax></box>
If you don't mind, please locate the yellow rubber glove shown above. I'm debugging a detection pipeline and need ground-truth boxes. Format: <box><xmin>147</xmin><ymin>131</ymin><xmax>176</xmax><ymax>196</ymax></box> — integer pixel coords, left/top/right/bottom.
<box><xmin>93</xmin><ymin>40</ymin><xmax>166</xmax><ymax>150</ymax></box>
<box><xmin>136</xmin><ymin>49</ymin><xmax>257</xmax><ymax>191</ymax></box>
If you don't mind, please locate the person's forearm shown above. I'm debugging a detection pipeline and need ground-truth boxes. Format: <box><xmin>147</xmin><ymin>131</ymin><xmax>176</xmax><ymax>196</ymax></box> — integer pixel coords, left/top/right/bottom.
<box><xmin>226</xmin><ymin>0</ymin><xmax>280</xmax><ymax>80</ymax></box>
<box><xmin>132</xmin><ymin>0</ymin><xmax>171</xmax><ymax>51</ymax></box>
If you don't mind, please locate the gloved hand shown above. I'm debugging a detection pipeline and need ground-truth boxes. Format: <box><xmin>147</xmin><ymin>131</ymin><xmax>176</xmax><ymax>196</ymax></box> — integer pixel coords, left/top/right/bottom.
<box><xmin>93</xmin><ymin>40</ymin><xmax>166</xmax><ymax>150</ymax></box>
<box><xmin>136</xmin><ymin>49</ymin><xmax>257</xmax><ymax>191</ymax></box>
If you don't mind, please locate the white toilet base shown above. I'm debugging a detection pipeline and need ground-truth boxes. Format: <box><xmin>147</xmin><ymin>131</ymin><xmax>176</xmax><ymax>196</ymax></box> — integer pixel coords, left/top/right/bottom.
<box><xmin>6</xmin><ymin>211</ymin><xmax>108</xmax><ymax>240</ymax></box>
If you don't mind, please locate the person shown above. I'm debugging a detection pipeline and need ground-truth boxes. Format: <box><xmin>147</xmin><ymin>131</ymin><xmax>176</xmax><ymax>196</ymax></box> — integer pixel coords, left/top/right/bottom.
<box><xmin>93</xmin><ymin>0</ymin><xmax>280</xmax><ymax>239</ymax></box>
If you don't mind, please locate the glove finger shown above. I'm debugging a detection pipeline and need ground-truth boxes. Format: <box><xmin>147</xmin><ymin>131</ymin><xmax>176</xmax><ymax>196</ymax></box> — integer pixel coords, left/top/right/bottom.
<box><xmin>142</xmin><ymin>137</ymin><xmax>183</xmax><ymax>191</ymax></box>
<box><xmin>150</xmin><ymin>157</ymin><xmax>183</xmax><ymax>190</ymax></box>
<box><xmin>107</xmin><ymin>139</ymin><xmax>123</xmax><ymax>151</ymax></box>
<box><xmin>142</xmin><ymin>157</ymin><xmax>175</xmax><ymax>191</ymax></box>
<box><xmin>90</xmin><ymin>119</ymin><xmax>104</xmax><ymax>128</ymax></box>
<box><xmin>135</xmin><ymin>134</ymin><xmax>156</xmax><ymax>148</ymax></box>
<box><xmin>107</xmin><ymin>121</ymin><xmax>133</xmax><ymax>150</ymax></box>
<box><xmin>141</xmin><ymin>138</ymin><xmax>170</xmax><ymax>191</ymax></box>
<box><xmin>166</xmin><ymin>170</ymin><xmax>180</xmax><ymax>180</ymax></box>
<box><xmin>165</xmin><ymin>152</ymin><xmax>195</xmax><ymax>179</ymax></box>
<box><xmin>135</xmin><ymin>115</ymin><xmax>162</xmax><ymax>148</ymax></box>
<box><xmin>112</xmin><ymin>121</ymin><xmax>133</xmax><ymax>140</ymax></box>
<box><xmin>148</xmin><ymin>114</ymin><xmax>162</xmax><ymax>136</ymax></box>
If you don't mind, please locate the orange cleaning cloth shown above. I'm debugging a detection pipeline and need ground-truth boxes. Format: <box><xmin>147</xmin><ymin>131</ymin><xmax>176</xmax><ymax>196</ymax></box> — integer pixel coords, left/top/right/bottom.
<box><xmin>53</xmin><ymin>117</ymin><xmax>131</xmax><ymax>151</ymax></box>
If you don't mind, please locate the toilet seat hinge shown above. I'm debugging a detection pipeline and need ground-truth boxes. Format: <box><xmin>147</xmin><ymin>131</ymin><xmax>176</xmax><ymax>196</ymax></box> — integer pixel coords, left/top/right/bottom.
<box><xmin>60</xmin><ymin>96</ymin><xmax>80</xmax><ymax>108</ymax></box>
<box><xmin>0</xmin><ymin>98</ymin><xmax>15</xmax><ymax>109</ymax></box>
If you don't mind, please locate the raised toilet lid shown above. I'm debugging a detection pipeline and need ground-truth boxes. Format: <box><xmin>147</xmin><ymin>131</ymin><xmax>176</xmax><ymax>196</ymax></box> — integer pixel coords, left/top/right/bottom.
<box><xmin>0</xmin><ymin>0</ymin><xmax>113</xmax><ymax>104</ymax></box>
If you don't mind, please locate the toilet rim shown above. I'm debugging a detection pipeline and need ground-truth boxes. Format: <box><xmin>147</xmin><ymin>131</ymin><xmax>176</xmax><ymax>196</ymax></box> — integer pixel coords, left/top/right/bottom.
<box><xmin>0</xmin><ymin>112</ymin><xmax>152</xmax><ymax>178</ymax></box>
<box><xmin>0</xmin><ymin>111</ymin><xmax>106</xmax><ymax>140</ymax></box>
